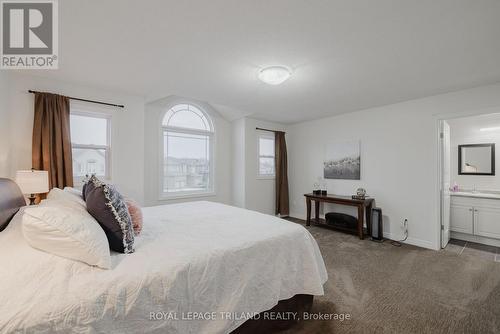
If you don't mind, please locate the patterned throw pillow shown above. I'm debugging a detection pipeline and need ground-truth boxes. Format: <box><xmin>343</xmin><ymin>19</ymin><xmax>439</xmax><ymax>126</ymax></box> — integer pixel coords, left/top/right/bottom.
<box><xmin>84</xmin><ymin>176</ymin><xmax>135</xmax><ymax>254</ymax></box>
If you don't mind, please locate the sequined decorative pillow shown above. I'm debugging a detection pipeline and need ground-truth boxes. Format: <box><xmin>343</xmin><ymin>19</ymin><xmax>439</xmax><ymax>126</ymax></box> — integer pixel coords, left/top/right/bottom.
<box><xmin>84</xmin><ymin>176</ymin><xmax>135</xmax><ymax>254</ymax></box>
<box><xmin>125</xmin><ymin>199</ymin><xmax>143</xmax><ymax>236</ymax></box>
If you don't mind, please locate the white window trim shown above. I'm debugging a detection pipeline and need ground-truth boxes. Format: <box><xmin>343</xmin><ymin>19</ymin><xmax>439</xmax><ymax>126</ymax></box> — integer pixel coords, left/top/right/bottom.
<box><xmin>257</xmin><ymin>131</ymin><xmax>276</xmax><ymax>179</ymax></box>
<box><xmin>158</xmin><ymin>102</ymin><xmax>216</xmax><ymax>200</ymax></box>
<box><xmin>70</xmin><ymin>109</ymin><xmax>112</xmax><ymax>186</ymax></box>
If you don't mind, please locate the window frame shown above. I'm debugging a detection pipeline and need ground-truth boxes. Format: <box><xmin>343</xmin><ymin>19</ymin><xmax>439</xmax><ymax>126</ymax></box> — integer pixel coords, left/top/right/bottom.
<box><xmin>159</xmin><ymin>102</ymin><xmax>216</xmax><ymax>200</ymax></box>
<box><xmin>257</xmin><ymin>131</ymin><xmax>276</xmax><ymax>179</ymax></box>
<box><xmin>70</xmin><ymin>108</ymin><xmax>112</xmax><ymax>185</ymax></box>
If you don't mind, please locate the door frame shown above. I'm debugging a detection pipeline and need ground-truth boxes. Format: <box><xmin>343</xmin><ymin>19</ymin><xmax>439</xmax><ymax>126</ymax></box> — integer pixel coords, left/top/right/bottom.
<box><xmin>434</xmin><ymin>106</ymin><xmax>500</xmax><ymax>251</ymax></box>
<box><xmin>438</xmin><ymin>120</ymin><xmax>451</xmax><ymax>248</ymax></box>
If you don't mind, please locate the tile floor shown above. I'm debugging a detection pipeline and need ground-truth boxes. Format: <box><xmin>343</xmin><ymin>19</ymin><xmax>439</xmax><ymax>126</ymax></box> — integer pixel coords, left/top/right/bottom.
<box><xmin>444</xmin><ymin>238</ymin><xmax>500</xmax><ymax>262</ymax></box>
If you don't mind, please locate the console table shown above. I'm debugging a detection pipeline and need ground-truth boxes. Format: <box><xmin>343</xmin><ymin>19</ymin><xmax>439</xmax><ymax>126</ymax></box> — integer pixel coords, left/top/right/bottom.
<box><xmin>304</xmin><ymin>193</ymin><xmax>375</xmax><ymax>239</ymax></box>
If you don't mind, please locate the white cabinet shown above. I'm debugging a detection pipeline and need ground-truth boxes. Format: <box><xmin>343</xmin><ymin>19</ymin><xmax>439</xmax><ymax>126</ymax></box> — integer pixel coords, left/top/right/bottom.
<box><xmin>450</xmin><ymin>195</ymin><xmax>500</xmax><ymax>240</ymax></box>
<box><xmin>474</xmin><ymin>207</ymin><xmax>500</xmax><ymax>239</ymax></box>
<box><xmin>450</xmin><ymin>204</ymin><xmax>473</xmax><ymax>234</ymax></box>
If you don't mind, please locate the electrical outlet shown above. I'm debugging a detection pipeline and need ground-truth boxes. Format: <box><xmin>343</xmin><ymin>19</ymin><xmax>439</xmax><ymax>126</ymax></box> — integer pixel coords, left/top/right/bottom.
<box><xmin>403</xmin><ymin>219</ymin><xmax>409</xmax><ymax>233</ymax></box>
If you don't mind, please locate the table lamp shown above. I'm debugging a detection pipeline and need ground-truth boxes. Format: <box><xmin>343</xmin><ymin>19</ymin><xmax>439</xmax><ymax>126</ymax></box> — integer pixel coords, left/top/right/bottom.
<box><xmin>15</xmin><ymin>169</ymin><xmax>49</xmax><ymax>205</ymax></box>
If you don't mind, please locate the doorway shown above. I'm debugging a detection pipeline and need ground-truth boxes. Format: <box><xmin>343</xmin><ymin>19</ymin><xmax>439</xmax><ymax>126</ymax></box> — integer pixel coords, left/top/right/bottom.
<box><xmin>439</xmin><ymin>113</ymin><xmax>500</xmax><ymax>249</ymax></box>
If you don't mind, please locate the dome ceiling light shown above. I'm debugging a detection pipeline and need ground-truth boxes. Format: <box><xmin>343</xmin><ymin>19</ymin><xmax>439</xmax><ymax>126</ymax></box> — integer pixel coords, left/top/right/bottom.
<box><xmin>258</xmin><ymin>66</ymin><xmax>292</xmax><ymax>85</ymax></box>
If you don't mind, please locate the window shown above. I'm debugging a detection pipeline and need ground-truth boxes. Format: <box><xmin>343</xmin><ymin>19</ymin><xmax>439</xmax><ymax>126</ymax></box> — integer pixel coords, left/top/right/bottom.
<box><xmin>70</xmin><ymin>111</ymin><xmax>111</xmax><ymax>184</ymax></box>
<box><xmin>161</xmin><ymin>104</ymin><xmax>214</xmax><ymax>197</ymax></box>
<box><xmin>258</xmin><ymin>132</ymin><xmax>275</xmax><ymax>177</ymax></box>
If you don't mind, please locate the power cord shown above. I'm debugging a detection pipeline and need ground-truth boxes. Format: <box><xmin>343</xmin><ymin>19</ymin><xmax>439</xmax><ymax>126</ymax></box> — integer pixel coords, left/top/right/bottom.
<box><xmin>391</xmin><ymin>219</ymin><xmax>408</xmax><ymax>247</ymax></box>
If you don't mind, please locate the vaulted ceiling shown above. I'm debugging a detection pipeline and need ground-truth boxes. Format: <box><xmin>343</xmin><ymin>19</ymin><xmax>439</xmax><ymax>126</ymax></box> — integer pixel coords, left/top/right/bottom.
<box><xmin>27</xmin><ymin>0</ymin><xmax>500</xmax><ymax>123</ymax></box>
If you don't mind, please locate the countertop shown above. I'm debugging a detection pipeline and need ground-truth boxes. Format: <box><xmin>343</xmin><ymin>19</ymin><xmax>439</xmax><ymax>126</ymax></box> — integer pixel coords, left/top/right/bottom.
<box><xmin>451</xmin><ymin>191</ymin><xmax>500</xmax><ymax>200</ymax></box>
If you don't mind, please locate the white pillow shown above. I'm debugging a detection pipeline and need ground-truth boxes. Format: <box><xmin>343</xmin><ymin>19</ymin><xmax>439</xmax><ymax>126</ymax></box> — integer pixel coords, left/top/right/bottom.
<box><xmin>45</xmin><ymin>187</ymin><xmax>86</xmax><ymax>209</ymax></box>
<box><xmin>64</xmin><ymin>187</ymin><xmax>84</xmax><ymax>200</ymax></box>
<box><xmin>22</xmin><ymin>205</ymin><xmax>111</xmax><ymax>269</ymax></box>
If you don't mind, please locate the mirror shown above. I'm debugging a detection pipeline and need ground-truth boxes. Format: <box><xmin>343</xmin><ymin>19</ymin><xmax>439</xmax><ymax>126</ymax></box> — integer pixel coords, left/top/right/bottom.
<box><xmin>458</xmin><ymin>144</ymin><xmax>495</xmax><ymax>175</ymax></box>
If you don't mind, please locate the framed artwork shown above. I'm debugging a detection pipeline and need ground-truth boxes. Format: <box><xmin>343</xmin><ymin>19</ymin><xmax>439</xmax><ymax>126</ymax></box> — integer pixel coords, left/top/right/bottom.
<box><xmin>324</xmin><ymin>141</ymin><xmax>360</xmax><ymax>180</ymax></box>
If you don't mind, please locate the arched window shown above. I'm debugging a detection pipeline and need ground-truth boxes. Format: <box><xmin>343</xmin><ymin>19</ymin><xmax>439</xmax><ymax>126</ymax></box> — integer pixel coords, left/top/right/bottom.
<box><xmin>161</xmin><ymin>103</ymin><xmax>214</xmax><ymax>197</ymax></box>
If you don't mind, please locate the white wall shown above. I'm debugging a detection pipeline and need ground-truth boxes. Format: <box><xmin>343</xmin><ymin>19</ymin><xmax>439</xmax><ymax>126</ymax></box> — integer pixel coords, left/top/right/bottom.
<box><xmin>3</xmin><ymin>73</ymin><xmax>146</xmax><ymax>204</ymax></box>
<box><xmin>448</xmin><ymin>113</ymin><xmax>500</xmax><ymax>191</ymax></box>
<box><xmin>232</xmin><ymin>118</ymin><xmax>246</xmax><ymax>208</ymax></box>
<box><xmin>143</xmin><ymin>96</ymin><xmax>232</xmax><ymax>207</ymax></box>
<box><xmin>288</xmin><ymin>83</ymin><xmax>500</xmax><ymax>250</ymax></box>
<box><xmin>231</xmin><ymin>117</ymin><xmax>287</xmax><ymax>215</ymax></box>
<box><xmin>0</xmin><ymin>73</ymin><xmax>11</xmax><ymax>177</ymax></box>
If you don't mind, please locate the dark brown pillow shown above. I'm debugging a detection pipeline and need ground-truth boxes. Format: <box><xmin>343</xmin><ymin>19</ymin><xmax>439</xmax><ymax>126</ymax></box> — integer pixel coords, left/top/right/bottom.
<box><xmin>84</xmin><ymin>176</ymin><xmax>134</xmax><ymax>254</ymax></box>
<box><xmin>82</xmin><ymin>182</ymin><xmax>87</xmax><ymax>201</ymax></box>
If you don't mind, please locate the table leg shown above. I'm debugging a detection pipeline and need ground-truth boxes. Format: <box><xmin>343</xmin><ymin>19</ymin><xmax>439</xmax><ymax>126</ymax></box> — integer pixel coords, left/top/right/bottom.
<box><xmin>366</xmin><ymin>202</ymin><xmax>373</xmax><ymax>237</ymax></box>
<box><xmin>306</xmin><ymin>198</ymin><xmax>311</xmax><ymax>226</ymax></box>
<box><xmin>357</xmin><ymin>205</ymin><xmax>364</xmax><ymax>239</ymax></box>
<box><xmin>315</xmin><ymin>200</ymin><xmax>320</xmax><ymax>223</ymax></box>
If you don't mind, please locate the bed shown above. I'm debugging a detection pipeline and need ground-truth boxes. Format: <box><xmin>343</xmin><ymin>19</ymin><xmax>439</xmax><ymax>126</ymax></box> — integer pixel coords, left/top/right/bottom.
<box><xmin>0</xmin><ymin>178</ymin><xmax>328</xmax><ymax>333</ymax></box>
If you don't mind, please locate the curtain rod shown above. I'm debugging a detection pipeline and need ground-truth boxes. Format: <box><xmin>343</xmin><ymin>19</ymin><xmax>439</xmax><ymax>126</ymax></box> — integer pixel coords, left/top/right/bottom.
<box><xmin>256</xmin><ymin>127</ymin><xmax>285</xmax><ymax>134</ymax></box>
<box><xmin>28</xmin><ymin>90</ymin><xmax>125</xmax><ymax>108</ymax></box>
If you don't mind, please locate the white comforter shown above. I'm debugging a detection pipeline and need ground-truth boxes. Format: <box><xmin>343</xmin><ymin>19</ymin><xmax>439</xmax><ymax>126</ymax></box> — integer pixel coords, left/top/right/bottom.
<box><xmin>0</xmin><ymin>201</ymin><xmax>327</xmax><ymax>334</ymax></box>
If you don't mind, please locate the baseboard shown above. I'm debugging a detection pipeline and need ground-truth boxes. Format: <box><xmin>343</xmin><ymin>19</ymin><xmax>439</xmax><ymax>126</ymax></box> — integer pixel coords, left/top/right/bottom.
<box><xmin>406</xmin><ymin>237</ymin><xmax>437</xmax><ymax>250</ymax></box>
<box><xmin>290</xmin><ymin>214</ymin><xmax>437</xmax><ymax>250</ymax></box>
<box><xmin>383</xmin><ymin>231</ymin><xmax>399</xmax><ymax>243</ymax></box>
<box><xmin>382</xmin><ymin>232</ymin><xmax>436</xmax><ymax>250</ymax></box>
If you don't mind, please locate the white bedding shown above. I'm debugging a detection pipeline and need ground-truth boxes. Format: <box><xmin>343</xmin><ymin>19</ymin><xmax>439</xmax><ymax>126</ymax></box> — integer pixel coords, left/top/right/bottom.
<box><xmin>0</xmin><ymin>201</ymin><xmax>327</xmax><ymax>334</ymax></box>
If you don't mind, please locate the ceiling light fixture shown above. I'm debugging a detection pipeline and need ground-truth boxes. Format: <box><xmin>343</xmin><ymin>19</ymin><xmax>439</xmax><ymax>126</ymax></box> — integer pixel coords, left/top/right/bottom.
<box><xmin>480</xmin><ymin>126</ymin><xmax>500</xmax><ymax>132</ymax></box>
<box><xmin>258</xmin><ymin>66</ymin><xmax>292</xmax><ymax>85</ymax></box>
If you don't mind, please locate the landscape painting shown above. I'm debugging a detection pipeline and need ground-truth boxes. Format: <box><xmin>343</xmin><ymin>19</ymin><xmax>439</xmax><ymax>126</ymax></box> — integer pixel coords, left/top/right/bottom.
<box><xmin>324</xmin><ymin>141</ymin><xmax>360</xmax><ymax>180</ymax></box>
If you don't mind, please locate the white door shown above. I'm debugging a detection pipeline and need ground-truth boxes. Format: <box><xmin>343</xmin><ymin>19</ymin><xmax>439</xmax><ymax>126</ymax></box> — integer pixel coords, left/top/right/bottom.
<box><xmin>440</xmin><ymin>120</ymin><xmax>451</xmax><ymax>248</ymax></box>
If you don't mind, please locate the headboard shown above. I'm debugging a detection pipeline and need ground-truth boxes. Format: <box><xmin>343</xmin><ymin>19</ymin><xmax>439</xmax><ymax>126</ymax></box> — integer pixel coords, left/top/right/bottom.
<box><xmin>0</xmin><ymin>178</ymin><xmax>26</xmax><ymax>232</ymax></box>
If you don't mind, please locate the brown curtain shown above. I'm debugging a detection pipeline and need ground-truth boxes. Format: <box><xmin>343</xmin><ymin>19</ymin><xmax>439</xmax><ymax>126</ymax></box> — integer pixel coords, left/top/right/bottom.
<box><xmin>32</xmin><ymin>92</ymin><xmax>73</xmax><ymax>189</ymax></box>
<box><xmin>275</xmin><ymin>131</ymin><xmax>289</xmax><ymax>216</ymax></box>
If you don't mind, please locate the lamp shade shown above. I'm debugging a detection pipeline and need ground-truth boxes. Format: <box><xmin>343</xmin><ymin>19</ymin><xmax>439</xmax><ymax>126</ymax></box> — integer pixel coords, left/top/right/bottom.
<box><xmin>15</xmin><ymin>170</ymin><xmax>49</xmax><ymax>195</ymax></box>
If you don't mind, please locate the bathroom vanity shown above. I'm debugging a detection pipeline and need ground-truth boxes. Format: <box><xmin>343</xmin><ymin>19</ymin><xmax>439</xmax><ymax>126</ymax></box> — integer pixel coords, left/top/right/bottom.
<box><xmin>451</xmin><ymin>191</ymin><xmax>500</xmax><ymax>247</ymax></box>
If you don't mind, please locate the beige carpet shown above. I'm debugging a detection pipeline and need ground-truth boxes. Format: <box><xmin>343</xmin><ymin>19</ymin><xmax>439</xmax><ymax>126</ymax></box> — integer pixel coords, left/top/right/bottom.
<box><xmin>284</xmin><ymin>218</ymin><xmax>500</xmax><ymax>334</ymax></box>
